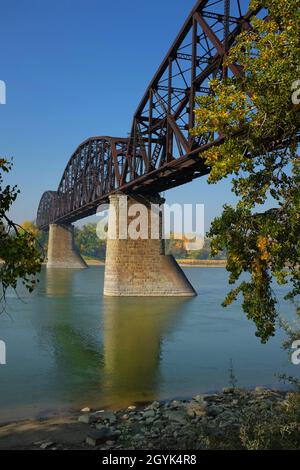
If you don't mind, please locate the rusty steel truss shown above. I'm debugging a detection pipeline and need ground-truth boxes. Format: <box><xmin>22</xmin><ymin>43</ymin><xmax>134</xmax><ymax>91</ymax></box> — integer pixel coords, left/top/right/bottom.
<box><xmin>37</xmin><ymin>0</ymin><xmax>262</xmax><ymax>230</ymax></box>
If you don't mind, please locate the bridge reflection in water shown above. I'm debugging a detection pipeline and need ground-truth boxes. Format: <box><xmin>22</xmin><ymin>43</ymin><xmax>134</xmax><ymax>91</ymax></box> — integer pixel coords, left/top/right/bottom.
<box><xmin>43</xmin><ymin>268</ymin><xmax>188</xmax><ymax>410</ymax></box>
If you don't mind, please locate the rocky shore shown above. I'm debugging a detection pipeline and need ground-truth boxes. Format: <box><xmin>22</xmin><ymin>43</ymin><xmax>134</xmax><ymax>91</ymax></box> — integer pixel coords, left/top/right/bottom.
<box><xmin>1</xmin><ymin>387</ymin><xmax>298</xmax><ymax>450</ymax></box>
<box><xmin>77</xmin><ymin>387</ymin><xmax>291</xmax><ymax>450</ymax></box>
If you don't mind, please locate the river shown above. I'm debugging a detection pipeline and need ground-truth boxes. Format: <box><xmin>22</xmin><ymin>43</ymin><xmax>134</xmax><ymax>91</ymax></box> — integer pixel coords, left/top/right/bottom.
<box><xmin>0</xmin><ymin>266</ymin><xmax>298</xmax><ymax>423</ymax></box>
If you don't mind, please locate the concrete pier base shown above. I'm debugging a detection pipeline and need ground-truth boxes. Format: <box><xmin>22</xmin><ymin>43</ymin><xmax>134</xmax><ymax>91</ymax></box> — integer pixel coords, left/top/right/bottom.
<box><xmin>47</xmin><ymin>224</ymin><xmax>88</xmax><ymax>269</ymax></box>
<box><xmin>103</xmin><ymin>194</ymin><xmax>196</xmax><ymax>297</ymax></box>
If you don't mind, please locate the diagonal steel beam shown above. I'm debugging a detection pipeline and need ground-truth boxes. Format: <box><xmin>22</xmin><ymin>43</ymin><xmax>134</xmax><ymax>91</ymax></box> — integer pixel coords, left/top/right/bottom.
<box><xmin>194</xmin><ymin>12</ymin><xmax>244</xmax><ymax>79</ymax></box>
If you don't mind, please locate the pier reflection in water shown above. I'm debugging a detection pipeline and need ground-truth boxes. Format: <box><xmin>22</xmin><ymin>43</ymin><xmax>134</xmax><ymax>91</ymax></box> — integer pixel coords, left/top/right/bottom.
<box><xmin>102</xmin><ymin>297</ymin><xmax>187</xmax><ymax>407</ymax></box>
<box><xmin>42</xmin><ymin>268</ymin><xmax>187</xmax><ymax>410</ymax></box>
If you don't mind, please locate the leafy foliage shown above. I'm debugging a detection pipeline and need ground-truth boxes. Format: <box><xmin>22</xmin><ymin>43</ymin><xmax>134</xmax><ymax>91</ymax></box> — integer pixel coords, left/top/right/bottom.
<box><xmin>74</xmin><ymin>223</ymin><xmax>106</xmax><ymax>260</ymax></box>
<box><xmin>0</xmin><ymin>160</ymin><xmax>43</xmax><ymax>303</ymax></box>
<box><xmin>192</xmin><ymin>0</ymin><xmax>300</xmax><ymax>342</ymax></box>
<box><xmin>239</xmin><ymin>392</ymin><xmax>300</xmax><ymax>450</ymax></box>
<box><xmin>20</xmin><ymin>220</ymin><xmax>48</xmax><ymax>252</ymax></box>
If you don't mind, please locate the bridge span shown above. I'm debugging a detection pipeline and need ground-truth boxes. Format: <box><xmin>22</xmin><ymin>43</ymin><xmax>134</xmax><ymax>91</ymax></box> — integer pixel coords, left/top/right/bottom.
<box><xmin>36</xmin><ymin>0</ymin><xmax>259</xmax><ymax>296</ymax></box>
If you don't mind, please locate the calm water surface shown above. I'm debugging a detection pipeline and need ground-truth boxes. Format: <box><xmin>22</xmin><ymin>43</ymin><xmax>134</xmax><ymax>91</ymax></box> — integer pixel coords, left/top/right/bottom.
<box><xmin>0</xmin><ymin>266</ymin><xmax>298</xmax><ymax>423</ymax></box>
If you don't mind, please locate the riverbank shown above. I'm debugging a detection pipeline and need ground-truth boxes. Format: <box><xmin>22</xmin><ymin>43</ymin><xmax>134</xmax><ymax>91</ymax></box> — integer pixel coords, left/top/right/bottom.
<box><xmin>1</xmin><ymin>258</ymin><xmax>226</xmax><ymax>268</ymax></box>
<box><xmin>176</xmin><ymin>259</ymin><xmax>226</xmax><ymax>267</ymax></box>
<box><xmin>82</xmin><ymin>258</ymin><xmax>227</xmax><ymax>268</ymax></box>
<box><xmin>83</xmin><ymin>258</ymin><xmax>105</xmax><ymax>266</ymax></box>
<box><xmin>1</xmin><ymin>387</ymin><xmax>298</xmax><ymax>450</ymax></box>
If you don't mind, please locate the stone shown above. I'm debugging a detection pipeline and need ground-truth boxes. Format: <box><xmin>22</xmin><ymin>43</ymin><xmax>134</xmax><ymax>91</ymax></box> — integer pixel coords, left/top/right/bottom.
<box><xmin>78</xmin><ymin>413</ymin><xmax>95</xmax><ymax>424</ymax></box>
<box><xmin>164</xmin><ymin>411</ymin><xmax>187</xmax><ymax>425</ymax></box>
<box><xmin>207</xmin><ymin>405</ymin><xmax>223</xmax><ymax>417</ymax></box>
<box><xmin>222</xmin><ymin>387</ymin><xmax>235</xmax><ymax>394</ymax></box>
<box><xmin>185</xmin><ymin>401</ymin><xmax>207</xmax><ymax>418</ymax></box>
<box><xmin>40</xmin><ymin>442</ymin><xmax>54</xmax><ymax>450</ymax></box>
<box><xmin>255</xmin><ymin>386</ymin><xmax>267</xmax><ymax>394</ymax></box>
<box><xmin>81</xmin><ymin>407</ymin><xmax>91</xmax><ymax>413</ymax></box>
<box><xmin>94</xmin><ymin>411</ymin><xmax>116</xmax><ymax>424</ymax></box>
<box><xmin>127</xmin><ymin>405</ymin><xmax>136</xmax><ymax>411</ymax></box>
<box><xmin>170</xmin><ymin>400</ymin><xmax>183</xmax><ymax>409</ymax></box>
<box><xmin>203</xmin><ymin>394</ymin><xmax>220</xmax><ymax>402</ymax></box>
<box><xmin>143</xmin><ymin>409</ymin><xmax>155</xmax><ymax>419</ymax></box>
<box><xmin>148</xmin><ymin>401</ymin><xmax>160</xmax><ymax>410</ymax></box>
<box><xmin>94</xmin><ymin>424</ymin><xmax>116</xmax><ymax>439</ymax></box>
<box><xmin>145</xmin><ymin>417</ymin><xmax>156</xmax><ymax>425</ymax></box>
<box><xmin>193</xmin><ymin>394</ymin><xmax>206</xmax><ymax>403</ymax></box>
<box><xmin>86</xmin><ymin>429</ymin><xmax>112</xmax><ymax>447</ymax></box>
<box><xmin>106</xmin><ymin>440</ymin><xmax>115</xmax><ymax>446</ymax></box>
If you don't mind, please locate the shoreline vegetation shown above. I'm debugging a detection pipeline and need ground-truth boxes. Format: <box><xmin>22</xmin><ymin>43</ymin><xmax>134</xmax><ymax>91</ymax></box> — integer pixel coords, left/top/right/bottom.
<box><xmin>0</xmin><ymin>387</ymin><xmax>299</xmax><ymax>450</ymax></box>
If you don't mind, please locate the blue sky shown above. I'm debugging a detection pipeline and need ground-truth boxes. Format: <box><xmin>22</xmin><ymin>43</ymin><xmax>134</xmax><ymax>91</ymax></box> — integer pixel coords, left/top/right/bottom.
<box><xmin>0</xmin><ymin>0</ymin><xmax>237</xmax><ymax>231</ymax></box>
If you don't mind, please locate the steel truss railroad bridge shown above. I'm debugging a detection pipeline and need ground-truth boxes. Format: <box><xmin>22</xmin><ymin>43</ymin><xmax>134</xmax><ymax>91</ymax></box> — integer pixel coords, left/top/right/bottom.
<box><xmin>37</xmin><ymin>0</ymin><xmax>261</xmax><ymax>230</ymax></box>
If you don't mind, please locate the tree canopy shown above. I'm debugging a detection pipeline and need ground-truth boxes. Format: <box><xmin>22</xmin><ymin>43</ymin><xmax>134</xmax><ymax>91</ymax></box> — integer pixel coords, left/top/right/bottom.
<box><xmin>0</xmin><ymin>159</ymin><xmax>43</xmax><ymax>303</ymax></box>
<box><xmin>74</xmin><ymin>223</ymin><xmax>106</xmax><ymax>260</ymax></box>
<box><xmin>192</xmin><ymin>0</ymin><xmax>300</xmax><ymax>342</ymax></box>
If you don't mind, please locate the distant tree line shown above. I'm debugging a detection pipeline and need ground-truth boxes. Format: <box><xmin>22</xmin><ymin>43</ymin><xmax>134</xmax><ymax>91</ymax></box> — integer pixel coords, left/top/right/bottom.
<box><xmin>23</xmin><ymin>220</ymin><xmax>225</xmax><ymax>261</ymax></box>
<box><xmin>165</xmin><ymin>236</ymin><xmax>226</xmax><ymax>260</ymax></box>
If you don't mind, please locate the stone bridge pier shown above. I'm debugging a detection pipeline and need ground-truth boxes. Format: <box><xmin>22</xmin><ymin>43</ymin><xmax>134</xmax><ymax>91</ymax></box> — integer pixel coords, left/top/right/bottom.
<box><xmin>46</xmin><ymin>224</ymin><xmax>87</xmax><ymax>269</ymax></box>
<box><xmin>103</xmin><ymin>194</ymin><xmax>196</xmax><ymax>297</ymax></box>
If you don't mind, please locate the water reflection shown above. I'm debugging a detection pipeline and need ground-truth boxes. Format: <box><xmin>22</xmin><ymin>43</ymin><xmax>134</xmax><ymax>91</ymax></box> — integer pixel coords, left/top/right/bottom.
<box><xmin>34</xmin><ymin>268</ymin><xmax>189</xmax><ymax>410</ymax></box>
<box><xmin>102</xmin><ymin>297</ymin><xmax>187</xmax><ymax>407</ymax></box>
<box><xmin>45</xmin><ymin>268</ymin><xmax>79</xmax><ymax>296</ymax></box>
<box><xmin>1</xmin><ymin>266</ymin><xmax>298</xmax><ymax>422</ymax></box>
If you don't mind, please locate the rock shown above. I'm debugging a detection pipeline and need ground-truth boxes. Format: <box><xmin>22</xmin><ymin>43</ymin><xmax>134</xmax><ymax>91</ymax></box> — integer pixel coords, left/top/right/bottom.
<box><xmin>170</xmin><ymin>400</ymin><xmax>182</xmax><ymax>409</ymax></box>
<box><xmin>94</xmin><ymin>411</ymin><xmax>116</xmax><ymax>424</ymax></box>
<box><xmin>86</xmin><ymin>429</ymin><xmax>113</xmax><ymax>447</ymax></box>
<box><xmin>148</xmin><ymin>401</ymin><xmax>160</xmax><ymax>410</ymax></box>
<box><xmin>143</xmin><ymin>409</ymin><xmax>155</xmax><ymax>419</ymax></box>
<box><xmin>185</xmin><ymin>401</ymin><xmax>207</xmax><ymax>418</ymax></box>
<box><xmin>106</xmin><ymin>440</ymin><xmax>115</xmax><ymax>446</ymax></box>
<box><xmin>207</xmin><ymin>405</ymin><xmax>223</xmax><ymax>417</ymax></box>
<box><xmin>222</xmin><ymin>387</ymin><xmax>235</xmax><ymax>394</ymax></box>
<box><xmin>145</xmin><ymin>417</ymin><xmax>156</xmax><ymax>425</ymax></box>
<box><xmin>127</xmin><ymin>405</ymin><xmax>136</xmax><ymax>411</ymax></box>
<box><xmin>255</xmin><ymin>386</ymin><xmax>267</xmax><ymax>394</ymax></box>
<box><xmin>81</xmin><ymin>407</ymin><xmax>90</xmax><ymax>412</ymax></box>
<box><xmin>40</xmin><ymin>442</ymin><xmax>54</xmax><ymax>450</ymax></box>
<box><xmin>203</xmin><ymin>394</ymin><xmax>220</xmax><ymax>402</ymax></box>
<box><xmin>164</xmin><ymin>410</ymin><xmax>187</xmax><ymax>425</ymax></box>
<box><xmin>95</xmin><ymin>423</ymin><xmax>117</xmax><ymax>438</ymax></box>
<box><xmin>78</xmin><ymin>413</ymin><xmax>94</xmax><ymax>424</ymax></box>
<box><xmin>193</xmin><ymin>394</ymin><xmax>206</xmax><ymax>403</ymax></box>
